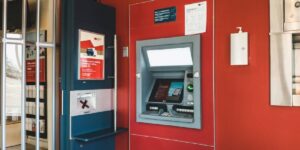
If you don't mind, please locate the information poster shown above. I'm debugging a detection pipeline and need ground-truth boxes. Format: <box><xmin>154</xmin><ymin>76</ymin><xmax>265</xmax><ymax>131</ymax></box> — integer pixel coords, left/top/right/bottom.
<box><xmin>25</xmin><ymin>45</ymin><xmax>46</xmax><ymax>82</ymax></box>
<box><xmin>185</xmin><ymin>1</ymin><xmax>207</xmax><ymax>35</ymax></box>
<box><xmin>78</xmin><ymin>30</ymin><xmax>105</xmax><ymax>80</ymax></box>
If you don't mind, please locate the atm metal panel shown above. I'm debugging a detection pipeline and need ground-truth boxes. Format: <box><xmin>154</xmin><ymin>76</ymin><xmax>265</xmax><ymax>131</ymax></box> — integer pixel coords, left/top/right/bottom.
<box><xmin>136</xmin><ymin>35</ymin><xmax>201</xmax><ymax>129</ymax></box>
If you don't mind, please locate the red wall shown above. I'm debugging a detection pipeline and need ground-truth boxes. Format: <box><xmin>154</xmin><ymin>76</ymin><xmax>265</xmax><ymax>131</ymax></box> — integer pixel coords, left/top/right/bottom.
<box><xmin>103</xmin><ymin>0</ymin><xmax>300</xmax><ymax>150</ymax></box>
<box><xmin>101</xmin><ymin>0</ymin><xmax>130</xmax><ymax>150</ymax></box>
<box><xmin>102</xmin><ymin>0</ymin><xmax>215</xmax><ymax>149</ymax></box>
<box><xmin>129</xmin><ymin>0</ymin><xmax>214</xmax><ymax>150</ymax></box>
<box><xmin>215</xmin><ymin>0</ymin><xmax>300</xmax><ymax>150</ymax></box>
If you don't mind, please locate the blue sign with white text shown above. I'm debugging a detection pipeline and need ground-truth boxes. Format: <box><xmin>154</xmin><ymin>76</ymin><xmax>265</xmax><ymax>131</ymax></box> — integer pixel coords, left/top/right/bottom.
<box><xmin>154</xmin><ymin>7</ymin><xmax>176</xmax><ymax>23</ymax></box>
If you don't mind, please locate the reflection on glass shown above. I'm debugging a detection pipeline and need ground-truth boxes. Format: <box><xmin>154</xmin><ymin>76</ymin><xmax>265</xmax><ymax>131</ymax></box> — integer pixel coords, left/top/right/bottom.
<box><xmin>5</xmin><ymin>44</ymin><xmax>22</xmax><ymax>148</ymax></box>
<box><xmin>1</xmin><ymin>0</ymin><xmax>23</xmax><ymax>37</ymax></box>
<box><xmin>24</xmin><ymin>46</ymin><xmax>50</xmax><ymax>150</ymax></box>
<box><xmin>26</xmin><ymin>0</ymin><xmax>38</xmax><ymax>42</ymax></box>
<box><xmin>40</xmin><ymin>0</ymin><xmax>54</xmax><ymax>43</ymax></box>
<box><xmin>26</xmin><ymin>0</ymin><xmax>54</xmax><ymax>43</ymax></box>
<box><xmin>1</xmin><ymin>0</ymin><xmax>38</xmax><ymax>38</ymax></box>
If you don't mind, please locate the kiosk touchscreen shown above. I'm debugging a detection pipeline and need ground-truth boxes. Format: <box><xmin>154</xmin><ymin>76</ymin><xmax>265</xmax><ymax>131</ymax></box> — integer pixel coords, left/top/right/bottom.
<box><xmin>136</xmin><ymin>35</ymin><xmax>201</xmax><ymax>129</ymax></box>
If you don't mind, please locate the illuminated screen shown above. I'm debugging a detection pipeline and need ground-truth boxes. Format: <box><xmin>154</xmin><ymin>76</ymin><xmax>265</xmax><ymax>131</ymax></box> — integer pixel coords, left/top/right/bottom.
<box><xmin>149</xmin><ymin>79</ymin><xmax>184</xmax><ymax>103</ymax></box>
<box><xmin>146</xmin><ymin>47</ymin><xmax>193</xmax><ymax>67</ymax></box>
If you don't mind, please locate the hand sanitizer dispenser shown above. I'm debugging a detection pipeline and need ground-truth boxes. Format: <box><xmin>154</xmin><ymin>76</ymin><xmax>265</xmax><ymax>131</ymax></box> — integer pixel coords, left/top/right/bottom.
<box><xmin>230</xmin><ymin>27</ymin><xmax>248</xmax><ymax>65</ymax></box>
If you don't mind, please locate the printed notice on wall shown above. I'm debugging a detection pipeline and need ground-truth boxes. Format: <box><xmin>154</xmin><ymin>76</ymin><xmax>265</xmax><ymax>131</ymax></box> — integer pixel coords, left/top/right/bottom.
<box><xmin>79</xmin><ymin>30</ymin><xmax>105</xmax><ymax>80</ymax></box>
<box><xmin>185</xmin><ymin>1</ymin><xmax>207</xmax><ymax>35</ymax></box>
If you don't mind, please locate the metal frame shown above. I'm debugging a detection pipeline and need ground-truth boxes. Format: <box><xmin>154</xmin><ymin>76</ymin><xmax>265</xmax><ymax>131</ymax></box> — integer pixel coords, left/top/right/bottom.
<box><xmin>1</xmin><ymin>0</ymin><xmax>7</xmax><ymax>148</ymax></box>
<box><xmin>114</xmin><ymin>35</ymin><xmax>117</xmax><ymax>132</ymax></box>
<box><xmin>1</xmin><ymin>0</ymin><xmax>57</xmax><ymax>149</ymax></box>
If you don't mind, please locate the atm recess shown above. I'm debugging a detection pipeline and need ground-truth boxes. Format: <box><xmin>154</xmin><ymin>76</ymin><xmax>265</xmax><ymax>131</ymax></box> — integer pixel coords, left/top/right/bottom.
<box><xmin>136</xmin><ymin>35</ymin><xmax>201</xmax><ymax>129</ymax></box>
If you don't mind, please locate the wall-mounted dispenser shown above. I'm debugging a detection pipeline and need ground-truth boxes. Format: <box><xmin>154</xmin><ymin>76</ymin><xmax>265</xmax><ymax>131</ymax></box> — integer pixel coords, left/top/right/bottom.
<box><xmin>270</xmin><ymin>0</ymin><xmax>300</xmax><ymax>106</ymax></box>
<box><xmin>136</xmin><ymin>35</ymin><xmax>201</xmax><ymax>129</ymax></box>
<box><xmin>230</xmin><ymin>27</ymin><xmax>248</xmax><ymax>65</ymax></box>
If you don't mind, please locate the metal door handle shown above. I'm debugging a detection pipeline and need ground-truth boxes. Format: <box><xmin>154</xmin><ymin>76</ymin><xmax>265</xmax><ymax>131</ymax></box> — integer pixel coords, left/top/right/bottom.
<box><xmin>107</xmin><ymin>76</ymin><xmax>115</xmax><ymax>79</ymax></box>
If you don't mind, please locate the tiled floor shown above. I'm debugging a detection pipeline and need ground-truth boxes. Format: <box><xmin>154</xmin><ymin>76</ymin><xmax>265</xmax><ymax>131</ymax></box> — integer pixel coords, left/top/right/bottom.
<box><xmin>7</xmin><ymin>144</ymin><xmax>47</xmax><ymax>150</ymax></box>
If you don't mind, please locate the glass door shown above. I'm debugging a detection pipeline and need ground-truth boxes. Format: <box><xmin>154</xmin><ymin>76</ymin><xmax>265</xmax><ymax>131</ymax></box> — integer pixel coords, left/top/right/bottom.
<box><xmin>0</xmin><ymin>0</ymin><xmax>59</xmax><ymax>149</ymax></box>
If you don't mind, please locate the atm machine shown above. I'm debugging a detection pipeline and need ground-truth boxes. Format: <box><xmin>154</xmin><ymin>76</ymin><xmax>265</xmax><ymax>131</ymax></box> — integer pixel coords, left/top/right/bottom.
<box><xmin>136</xmin><ymin>35</ymin><xmax>201</xmax><ymax>129</ymax></box>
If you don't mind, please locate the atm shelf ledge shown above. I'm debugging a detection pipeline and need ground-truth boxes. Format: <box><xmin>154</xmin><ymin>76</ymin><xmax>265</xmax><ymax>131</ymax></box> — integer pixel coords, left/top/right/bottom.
<box><xmin>72</xmin><ymin>128</ymin><xmax>128</xmax><ymax>142</ymax></box>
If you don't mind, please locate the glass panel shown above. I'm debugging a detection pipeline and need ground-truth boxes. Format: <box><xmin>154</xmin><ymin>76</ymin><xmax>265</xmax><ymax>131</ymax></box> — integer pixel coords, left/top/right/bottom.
<box><xmin>146</xmin><ymin>47</ymin><xmax>193</xmax><ymax>67</ymax></box>
<box><xmin>40</xmin><ymin>0</ymin><xmax>54</xmax><ymax>43</ymax></box>
<box><xmin>39</xmin><ymin>47</ymin><xmax>53</xmax><ymax>150</ymax></box>
<box><xmin>25</xmin><ymin>45</ymin><xmax>53</xmax><ymax>150</ymax></box>
<box><xmin>26</xmin><ymin>0</ymin><xmax>37</xmax><ymax>43</ymax></box>
<box><xmin>3</xmin><ymin>0</ymin><xmax>24</xmax><ymax>38</ymax></box>
<box><xmin>26</xmin><ymin>44</ymin><xmax>52</xmax><ymax>150</ymax></box>
<box><xmin>293</xmin><ymin>34</ymin><xmax>300</xmax><ymax>95</ymax></box>
<box><xmin>26</xmin><ymin>0</ymin><xmax>52</xmax><ymax>43</ymax></box>
<box><xmin>0</xmin><ymin>41</ymin><xmax>2</xmax><ymax>149</ymax></box>
<box><xmin>25</xmin><ymin>44</ymin><xmax>37</xmax><ymax>150</ymax></box>
<box><xmin>5</xmin><ymin>43</ymin><xmax>22</xmax><ymax>149</ymax></box>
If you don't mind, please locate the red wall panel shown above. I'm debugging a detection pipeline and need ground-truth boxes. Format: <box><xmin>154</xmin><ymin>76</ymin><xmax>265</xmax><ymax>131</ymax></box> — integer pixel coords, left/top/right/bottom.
<box><xmin>215</xmin><ymin>0</ymin><xmax>300</xmax><ymax>150</ymax></box>
<box><xmin>103</xmin><ymin>0</ymin><xmax>300</xmax><ymax>149</ymax></box>
<box><xmin>101</xmin><ymin>0</ymin><xmax>130</xmax><ymax>150</ymax></box>
<box><xmin>130</xmin><ymin>135</ymin><xmax>214</xmax><ymax>150</ymax></box>
<box><xmin>129</xmin><ymin>0</ymin><xmax>214</xmax><ymax>149</ymax></box>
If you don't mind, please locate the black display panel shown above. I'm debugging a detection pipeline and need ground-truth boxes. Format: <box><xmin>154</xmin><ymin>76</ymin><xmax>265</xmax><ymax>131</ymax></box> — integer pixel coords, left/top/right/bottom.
<box><xmin>149</xmin><ymin>79</ymin><xmax>184</xmax><ymax>103</ymax></box>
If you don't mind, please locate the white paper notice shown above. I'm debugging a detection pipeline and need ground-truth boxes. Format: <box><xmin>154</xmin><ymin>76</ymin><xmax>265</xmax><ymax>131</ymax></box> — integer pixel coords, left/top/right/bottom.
<box><xmin>185</xmin><ymin>1</ymin><xmax>207</xmax><ymax>35</ymax></box>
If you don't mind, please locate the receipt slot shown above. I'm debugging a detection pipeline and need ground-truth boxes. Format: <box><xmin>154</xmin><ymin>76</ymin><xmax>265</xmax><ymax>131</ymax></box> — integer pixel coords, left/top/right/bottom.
<box><xmin>136</xmin><ymin>35</ymin><xmax>201</xmax><ymax>129</ymax></box>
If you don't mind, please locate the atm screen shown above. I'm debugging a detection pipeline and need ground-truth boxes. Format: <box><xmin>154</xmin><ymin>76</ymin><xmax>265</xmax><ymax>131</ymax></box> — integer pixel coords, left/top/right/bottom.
<box><xmin>149</xmin><ymin>79</ymin><xmax>184</xmax><ymax>103</ymax></box>
<box><xmin>146</xmin><ymin>47</ymin><xmax>193</xmax><ymax>67</ymax></box>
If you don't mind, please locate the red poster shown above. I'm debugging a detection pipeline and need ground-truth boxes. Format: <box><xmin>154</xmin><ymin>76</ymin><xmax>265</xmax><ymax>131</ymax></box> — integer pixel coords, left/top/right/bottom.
<box><xmin>25</xmin><ymin>45</ymin><xmax>46</xmax><ymax>82</ymax></box>
<box><xmin>79</xmin><ymin>30</ymin><xmax>105</xmax><ymax>80</ymax></box>
<box><xmin>80</xmin><ymin>58</ymin><xmax>104</xmax><ymax>80</ymax></box>
<box><xmin>26</xmin><ymin>59</ymin><xmax>46</xmax><ymax>82</ymax></box>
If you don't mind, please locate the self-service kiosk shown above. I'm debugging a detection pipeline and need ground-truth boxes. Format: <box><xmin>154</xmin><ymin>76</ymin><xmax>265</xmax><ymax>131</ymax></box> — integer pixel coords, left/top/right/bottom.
<box><xmin>136</xmin><ymin>35</ymin><xmax>201</xmax><ymax>129</ymax></box>
<box><xmin>61</xmin><ymin>0</ymin><xmax>127</xmax><ymax>149</ymax></box>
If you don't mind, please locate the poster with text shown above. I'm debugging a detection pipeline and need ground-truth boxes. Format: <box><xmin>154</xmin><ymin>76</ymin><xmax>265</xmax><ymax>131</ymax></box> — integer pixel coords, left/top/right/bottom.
<box><xmin>25</xmin><ymin>45</ymin><xmax>46</xmax><ymax>82</ymax></box>
<box><xmin>79</xmin><ymin>30</ymin><xmax>105</xmax><ymax>80</ymax></box>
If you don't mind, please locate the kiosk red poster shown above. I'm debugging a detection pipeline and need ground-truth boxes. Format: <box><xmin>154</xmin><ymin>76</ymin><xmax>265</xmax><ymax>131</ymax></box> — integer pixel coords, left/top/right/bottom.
<box><xmin>79</xmin><ymin>30</ymin><xmax>105</xmax><ymax>80</ymax></box>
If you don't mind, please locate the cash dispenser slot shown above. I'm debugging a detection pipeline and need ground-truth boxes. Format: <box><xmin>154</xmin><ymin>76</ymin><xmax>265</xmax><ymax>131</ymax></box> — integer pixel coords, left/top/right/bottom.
<box><xmin>173</xmin><ymin>105</ymin><xmax>194</xmax><ymax>114</ymax></box>
<box><xmin>136</xmin><ymin>35</ymin><xmax>201</xmax><ymax>129</ymax></box>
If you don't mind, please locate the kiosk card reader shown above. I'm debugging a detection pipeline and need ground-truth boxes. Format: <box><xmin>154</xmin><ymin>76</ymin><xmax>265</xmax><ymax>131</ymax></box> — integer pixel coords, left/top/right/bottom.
<box><xmin>136</xmin><ymin>35</ymin><xmax>201</xmax><ymax>129</ymax></box>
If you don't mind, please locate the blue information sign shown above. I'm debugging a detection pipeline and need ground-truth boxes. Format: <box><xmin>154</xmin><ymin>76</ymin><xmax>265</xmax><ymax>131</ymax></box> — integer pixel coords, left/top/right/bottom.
<box><xmin>154</xmin><ymin>7</ymin><xmax>176</xmax><ymax>23</ymax></box>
